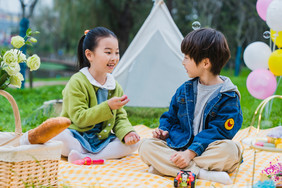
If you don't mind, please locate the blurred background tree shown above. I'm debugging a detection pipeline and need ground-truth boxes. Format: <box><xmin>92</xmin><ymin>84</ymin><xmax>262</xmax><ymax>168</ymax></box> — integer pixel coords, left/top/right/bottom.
<box><xmin>26</xmin><ymin>0</ymin><xmax>267</xmax><ymax>74</ymax></box>
<box><xmin>18</xmin><ymin>0</ymin><xmax>38</xmax><ymax>88</ymax></box>
<box><xmin>0</xmin><ymin>0</ymin><xmax>280</xmax><ymax>129</ymax></box>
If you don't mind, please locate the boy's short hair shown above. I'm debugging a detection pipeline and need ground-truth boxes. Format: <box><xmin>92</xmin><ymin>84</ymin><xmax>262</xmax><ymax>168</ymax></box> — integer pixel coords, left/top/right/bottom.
<box><xmin>181</xmin><ymin>28</ymin><xmax>231</xmax><ymax>75</ymax></box>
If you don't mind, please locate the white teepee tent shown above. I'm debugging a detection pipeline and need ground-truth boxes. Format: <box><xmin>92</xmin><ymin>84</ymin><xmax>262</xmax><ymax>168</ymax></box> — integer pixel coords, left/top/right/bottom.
<box><xmin>113</xmin><ymin>0</ymin><xmax>189</xmax><ymax>107</ymax></box>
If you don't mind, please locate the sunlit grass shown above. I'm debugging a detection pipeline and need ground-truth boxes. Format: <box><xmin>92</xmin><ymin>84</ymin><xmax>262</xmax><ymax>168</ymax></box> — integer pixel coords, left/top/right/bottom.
<box><xmin>0</xmin><ymin>68</ymin><xmax>281</xmax><ymax>132</ymax></box>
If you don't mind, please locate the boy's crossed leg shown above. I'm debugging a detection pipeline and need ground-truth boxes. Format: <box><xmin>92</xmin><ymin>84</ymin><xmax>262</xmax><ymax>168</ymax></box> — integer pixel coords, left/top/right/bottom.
<box><xmin>138</xmin><ymin>138</ymin><xmax>241</xmax><ymax>185</ymax></box>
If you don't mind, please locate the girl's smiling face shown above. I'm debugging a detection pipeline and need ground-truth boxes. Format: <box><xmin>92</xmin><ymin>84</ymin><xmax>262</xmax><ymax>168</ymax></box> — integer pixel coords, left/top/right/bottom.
<box><xmin>86</xmin><ymin>36</ymin><xmax>119</xmax><ymax>74</ymax></box>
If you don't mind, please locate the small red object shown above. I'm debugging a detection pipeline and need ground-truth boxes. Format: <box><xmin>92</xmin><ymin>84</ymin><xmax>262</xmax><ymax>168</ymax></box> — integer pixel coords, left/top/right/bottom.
<box><xmin>255</xmin><ymin>141</ymin><xmax>264</xmax><ymax>146</ymax></box>
<box><xmin>121</xmin><ymin>95</ymin><xmax>128</xmax><ymax>101</ymax></box>
<box><xmin>84</xmin><ymin>157</ymin><xmax>92</xmax><ymax>165</ymax></box>
<box><xmin>72</xmin><ymin>157</ymin><xmax>105</xmax><ymax>165</ymax></box>
<box><xmin>92</xmin><ymin>159</ymin><xmax>104</xmax><ymax>164</ymax></box>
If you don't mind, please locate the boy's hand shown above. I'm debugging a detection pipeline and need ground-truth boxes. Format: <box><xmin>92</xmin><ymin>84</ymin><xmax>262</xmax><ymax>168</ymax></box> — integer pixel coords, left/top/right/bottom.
<box><xmin>108</xmin><ymin>95</ymin><xmax>129</xmax><ymax>110</ymax></box>
<box><xmin>124</xmin><ymin>131</ymin><xmax>140</xmax><ymax>145</ymax></box>
<box><xmin>170</xmin><ymin>150</ymin><xmax>197</xmax><ymax>169</ymax></box>
<box><xmin>152</xmin><ymin>128</ymin><xmax>169</xmax><ymax>140</ymax></box>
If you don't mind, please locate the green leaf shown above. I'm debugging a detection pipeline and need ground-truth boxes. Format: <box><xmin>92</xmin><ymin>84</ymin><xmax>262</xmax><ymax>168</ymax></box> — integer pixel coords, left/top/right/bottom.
<box><xmin>0</xmin><ymin>84</ymin><xmax>8</xmax><ymax>90</ymax></box>
<box><xmin>0</xmin><ymin>71</ymin><xmax>10</xmax><ymax>89</ymax></box>
<box><xmin>25</xmin><ymin>41</ymin><xmax>33</xmax><ymax>46</ymax></box>
<box><xmin>0</xmin><ymin>79</ymin><xmax>11</xmax><ymax>90</ymax></box>
<box><xmin>26</xmin><ymin>28</ymin><xmax>32</xmax><ymax>36</ymax></box>
<box><xmin>1</xmin><ymin>50</ymin><xmax>6</xmax><ymax>56</ymax></box>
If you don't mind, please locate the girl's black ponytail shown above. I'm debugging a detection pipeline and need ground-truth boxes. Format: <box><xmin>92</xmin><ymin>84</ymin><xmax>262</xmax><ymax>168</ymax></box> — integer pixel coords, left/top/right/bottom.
<box><xmin>77</xmin><ymin>35</ymin><xmax>90</xmax><ymax>70</ymax></box>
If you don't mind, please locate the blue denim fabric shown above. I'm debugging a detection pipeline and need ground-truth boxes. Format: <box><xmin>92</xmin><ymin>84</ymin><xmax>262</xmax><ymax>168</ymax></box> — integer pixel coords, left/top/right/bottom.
<box><xmin>159</xmin><ymin>77</ymin><xmax>243</xmax><ymax>156</ymax></box>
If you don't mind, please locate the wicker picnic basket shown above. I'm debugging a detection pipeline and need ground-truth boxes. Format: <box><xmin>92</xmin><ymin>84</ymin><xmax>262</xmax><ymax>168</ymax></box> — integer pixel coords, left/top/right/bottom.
<box><xmin>0</xmin><ymin>90</ymin><xmax>63</xmax><ymax>188</ymax></box>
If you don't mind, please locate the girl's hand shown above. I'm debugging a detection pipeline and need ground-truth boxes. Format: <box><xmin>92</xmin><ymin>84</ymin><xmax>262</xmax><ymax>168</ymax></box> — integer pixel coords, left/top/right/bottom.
<box><xmin>108</xmin><ymin>95</ymin><xmax>129</xmax><ymax>110</ymax></box>
<box><xmin>170</xmin><ymin>150</ymin><xmax>197</xmax><ymax>169</ymax></box>
<box><xmin>152</xmin><ymin>128</ymin><xmax>169</xmax><ymax>140</ymax></box>
<box><xmin>124</xmin><ymin>132</ymin><xmax>140</xmax><ymax>145</ymax></box>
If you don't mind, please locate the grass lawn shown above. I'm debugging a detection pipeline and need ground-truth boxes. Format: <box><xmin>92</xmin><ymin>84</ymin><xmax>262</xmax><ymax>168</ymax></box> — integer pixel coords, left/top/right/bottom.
<box><xmin>125</xmin><ymin>68</ymin><xmax>282</xmax><ymax>129</ymax></box>
<box><xmin>0</xmin><ymin>68</ymin><xmax>281</xmax><ymax>132</ymax></box>
<box><xmin>0</xmin><ymin>85</ymin><xmax>64</xmax><ymax>132</ymax></box>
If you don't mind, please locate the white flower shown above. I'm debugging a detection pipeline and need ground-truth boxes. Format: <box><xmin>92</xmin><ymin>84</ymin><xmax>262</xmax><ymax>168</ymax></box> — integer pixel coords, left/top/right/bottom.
<box><xmin>10</xmin><ymin>72</ymin><xmax>24</xmax><ymax>88</ymax></box>
<box><xmin>11</xmin><ymin>36</ymin><xmax>25</xmax><ymax>49</ymax></box>
<box><xmin>27</xmin><ymin>54</ymin><xmax>40</xmax><ymax>71</ymax></box>
<box><xmin>29</xmin><ymin>37</ymin><xmax>37</xmax><ymax>43</ymax></box>
<box><xmin>3</xmin><ymin>50</ymin><xmax>18</xmax><ymax>65</ymax></box>
<box><xmin>16</xmin><ymin>50</ymin><xmax>26</xmax><ymax>63</ymax></box>
<box><xmin>4</xmin><ymin>62</ymin><xmax>20</xmax><ymax>76</ymax></box>
<box><xmin>8</xmin><ymin>49</ymin><xmax>26</xmax><ymax>63</ymax></box>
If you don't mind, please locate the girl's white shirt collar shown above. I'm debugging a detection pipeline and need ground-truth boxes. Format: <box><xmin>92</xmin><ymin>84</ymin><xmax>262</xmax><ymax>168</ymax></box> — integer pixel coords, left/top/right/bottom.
<box><xmin>80</xmin><ymin>67</ymin><xmax>116</xmax><ymax>90</ymax></box>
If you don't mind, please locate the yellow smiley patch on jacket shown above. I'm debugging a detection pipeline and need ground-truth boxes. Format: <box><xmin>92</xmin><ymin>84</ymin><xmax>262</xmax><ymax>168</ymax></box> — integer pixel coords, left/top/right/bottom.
<box><xmin>224</xmin><ymin>118</ymin><xmax>234</xmax><ymax>130</ymax></box>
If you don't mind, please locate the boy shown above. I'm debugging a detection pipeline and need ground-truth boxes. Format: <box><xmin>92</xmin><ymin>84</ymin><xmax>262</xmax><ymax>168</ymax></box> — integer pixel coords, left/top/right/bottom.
<box><xmin>138</xmin><ymin>28</ymin><xmax>243</xmax><ymax>185</ymax></box>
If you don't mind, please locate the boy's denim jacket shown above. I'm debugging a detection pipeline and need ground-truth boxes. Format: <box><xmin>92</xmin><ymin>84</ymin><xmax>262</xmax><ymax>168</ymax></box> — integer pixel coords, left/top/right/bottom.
<box><xmin>159</xmin><ymin>76</ymin><xmax>243</xmax><ymax>156</ymax></box>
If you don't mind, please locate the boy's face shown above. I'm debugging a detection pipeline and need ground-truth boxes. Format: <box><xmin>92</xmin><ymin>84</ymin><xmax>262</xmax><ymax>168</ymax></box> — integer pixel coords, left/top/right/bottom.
<box><xmin>182</xmin><ymin>55</ymin><xmax>203</xmax><ymax>78</ymax></box>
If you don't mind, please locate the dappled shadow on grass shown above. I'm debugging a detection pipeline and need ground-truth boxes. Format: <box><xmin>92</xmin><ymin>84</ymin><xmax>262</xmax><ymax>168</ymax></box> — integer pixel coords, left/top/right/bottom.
<box><xmin>0</xmin><ymin>85</ymin><xmax>64</xmax><ymax>132</ymax></box>
<box><xmin>22</xmin><ymin>102</ymin><xmax>58</xmax><ymax>132</ymax></box>
<box><xmin>125</xmin><ymin>106</ymin><xmax>168</xmax><ymax>128</ymax></box>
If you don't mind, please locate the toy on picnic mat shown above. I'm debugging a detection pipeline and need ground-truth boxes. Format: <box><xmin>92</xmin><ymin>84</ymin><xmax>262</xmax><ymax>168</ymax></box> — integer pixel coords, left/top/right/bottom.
<box><xmin>174</xmin><ymin>170</ymin><xmax>196</xmax><ymax>188</ymax></box>
<box><xmin>72</xmin><ymin>157</ymin><xmax>104</xmax><ymax>165</ymax></box>
<box><xmin>266</xmin><ymin>126</ymin><xmax>282</xmax><ymax>148</ymax></box>
<box><xmin>254</xmin><ymin>126</ymin><xmax>282</xmax><ymax>149</ymax></box>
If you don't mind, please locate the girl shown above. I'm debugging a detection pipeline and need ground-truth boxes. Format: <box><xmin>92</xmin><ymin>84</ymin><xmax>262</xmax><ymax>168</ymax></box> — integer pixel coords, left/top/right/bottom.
<box><xmin>21</xmin><ymin>27</ymin><xmax>140</xmax><ymax>162</ymax></box>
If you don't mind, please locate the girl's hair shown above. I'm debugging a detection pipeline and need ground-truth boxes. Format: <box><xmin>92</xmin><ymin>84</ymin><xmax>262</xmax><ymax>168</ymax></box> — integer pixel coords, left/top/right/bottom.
<box><xmin>77</xmin><ymin>27</ymin><xmax>117</xmax><ymax>70</ymax></box>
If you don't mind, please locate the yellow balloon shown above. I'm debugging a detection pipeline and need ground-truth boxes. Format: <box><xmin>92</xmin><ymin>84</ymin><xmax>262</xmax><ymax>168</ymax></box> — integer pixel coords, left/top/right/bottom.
<box><xmin>271</xmin><ymin>29</ymin><xmax>282</xmax><ymax>48</ymax></box>
<box><xmin>268</xmin><ymin>49</ymin><xmax>282</xmax><ymax>76</ymax></box>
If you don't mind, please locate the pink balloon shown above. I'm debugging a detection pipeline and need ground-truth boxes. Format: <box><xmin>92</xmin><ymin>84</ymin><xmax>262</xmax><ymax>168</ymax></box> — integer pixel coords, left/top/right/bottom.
<box><xmin>256</xmin><ymin>0</ymin><xmax>273</xmax><ymax>21</ymax></box>
<box><xmin>246</xmin><ymin>69</ymin><xmax>277</xmax><ymax>99</ymax></box>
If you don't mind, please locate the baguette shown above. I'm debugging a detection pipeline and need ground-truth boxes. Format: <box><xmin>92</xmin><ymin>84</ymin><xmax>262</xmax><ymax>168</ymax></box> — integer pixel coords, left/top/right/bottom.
<box><xmin>28</xmin><ymin>117</ymin><xmax>71</xmax><ymax>144</ymax></box>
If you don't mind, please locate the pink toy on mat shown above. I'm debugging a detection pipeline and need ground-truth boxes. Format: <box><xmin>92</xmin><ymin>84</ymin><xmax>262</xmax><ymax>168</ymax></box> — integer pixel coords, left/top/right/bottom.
<box><xmin>255</xmin><ymin>141</ymin><xmax>264</xmax><ymax>146</ymax></box>
<box><xmin>254</xmin><ymin>141</ymin><xmax>275</xmax><ymax>148</ymax></box>
<box><xmin>72</xmin><ymin>157</ymin><xmax>104</xmax><ymax>165</ymax></box>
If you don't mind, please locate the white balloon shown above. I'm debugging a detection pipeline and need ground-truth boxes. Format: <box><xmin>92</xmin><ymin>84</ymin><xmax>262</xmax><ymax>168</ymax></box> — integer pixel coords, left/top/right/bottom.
<box><xmin>266</xmin><ymin>0</ymin><xmax>282</xmax><ymax>31</ymax></box>
<box><xmin>243</xmin><ymin>42</ymin><xmax>272</xmax><ymax>70</ymax></box>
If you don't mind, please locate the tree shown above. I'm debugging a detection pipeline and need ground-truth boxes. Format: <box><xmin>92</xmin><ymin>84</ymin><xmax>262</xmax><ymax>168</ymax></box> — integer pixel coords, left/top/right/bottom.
<box><xmin>31</xmin><ymin>6</ymin><xmax>61</xmax><ymax>55</ymax></box>
<box><xmin>32</xmin><ymin>0</ymin><xmax>266</xmax><ymax>76</ymax></box>
<box><xmin>19</xmin><ymin>0</ymin><xmax>38</xmax><ymax>88</ymax></box>
<box><xmin>19</xmin><ymin>0</ymin><xmax>38</xmax><ymax>19</ymax></box>
<box><xmin>170</xmin><ymin>0</ymin><xmax>266</xmax><ymax>73</ymax></box>
<box><xmin>103</xmin><ymin>0</ymin><xmax>151</xmax><ymax>54</ymax></box>
<box><xmin>53</xmin><ymin>0</ymin><xmax>151</xmax><ymax>55</ymax></box>
<box><xmin>219</xmin><ymin>0</ymin><xmax>267</xmax><ymax>73</ymax></box>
